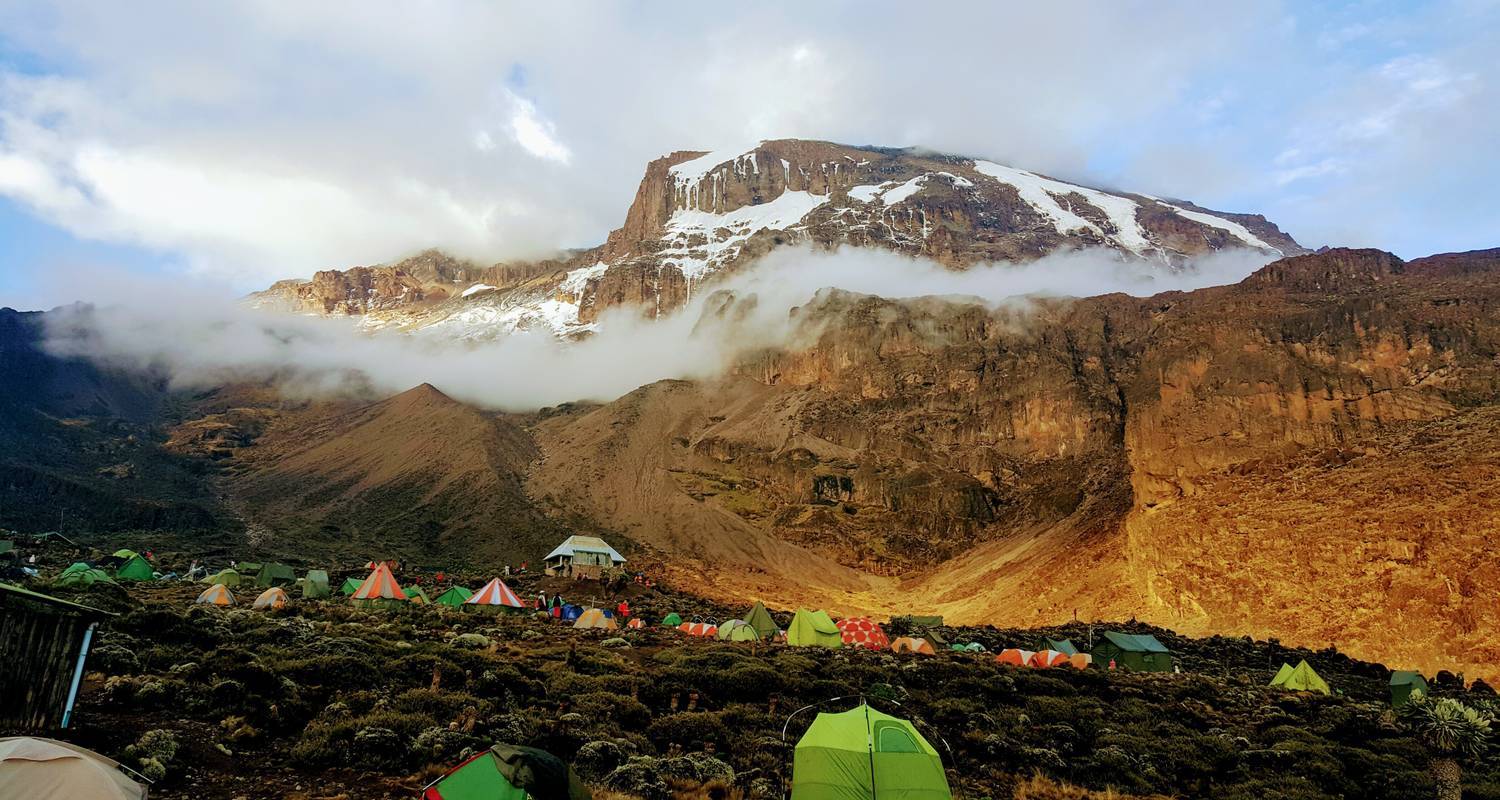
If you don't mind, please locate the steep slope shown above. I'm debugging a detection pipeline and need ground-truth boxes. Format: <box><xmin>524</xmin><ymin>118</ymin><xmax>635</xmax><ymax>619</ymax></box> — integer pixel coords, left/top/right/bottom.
<box><xmin>220</xmin><ymin>383</ymin><xmax>567</xmax><ymax>565</ymax></box>
<box><xmin>250</xmin><ymin>139</ymin><xmax>1305</xmax><ymax>339</ymax></box>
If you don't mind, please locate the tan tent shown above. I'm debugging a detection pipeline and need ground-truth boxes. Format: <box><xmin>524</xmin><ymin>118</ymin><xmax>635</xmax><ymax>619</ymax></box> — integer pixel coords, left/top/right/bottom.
<box><xmin>252</xmin><ymin>587</ymin><xmax>289</xmax><ymax>610</ymax></box>
<box><xmin>0</xmin><ymin>737</ymin><xmax>146</xmax><ymax>800</ymax></box>
<box><xmin>195</xmin><ymin>583</ymin><xmax>235</xmax><ymax>606</ymax></box>
<box><xmin>573</xmin><ymin>608</ymin><xmax>618</xmax><ymax>630</ymax></box>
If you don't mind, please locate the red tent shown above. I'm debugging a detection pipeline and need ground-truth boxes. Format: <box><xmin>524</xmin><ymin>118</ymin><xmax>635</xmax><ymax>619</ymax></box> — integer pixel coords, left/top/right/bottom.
<box><xmin>836</xmin><ymin>617</ymin><xmax>889</xmax><ymax>650</ymax></box>
<box><xmin>351</xmin><ymin>562</ymin><xmax>407</xmax><ymax>605</ymax></box>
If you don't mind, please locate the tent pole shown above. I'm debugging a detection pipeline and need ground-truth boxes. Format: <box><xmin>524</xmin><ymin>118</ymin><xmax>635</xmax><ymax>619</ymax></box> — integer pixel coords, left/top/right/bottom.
<box><xmin>60</xmin><ymin>620</ymin><xmax>97</xmax><ymax>729</ymax></box>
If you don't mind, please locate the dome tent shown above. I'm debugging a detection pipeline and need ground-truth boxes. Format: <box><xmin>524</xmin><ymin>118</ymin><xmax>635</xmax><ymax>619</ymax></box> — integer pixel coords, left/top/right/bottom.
<box><xmin>113</xmin><ymin>555</ymin><xmax>154</xmax><ymax>582</ymax></box>
<box><xmin>422</xmin><ymin>742</ymin><xmax>591</xmax><ymax>800</ymax></box>
<box><xmin>836</xmin><ymin>617</ymin><xmax>888</xmax><ymax>650</ymax></box>
<box><xmin>787</xmin><ymin>609</ymin><xmax>842</xmax><ymax>649</ymax></box>
<box><xmin>717</xmin><ymin>619</ymin><xmax>759</xmax><ymax>642</ymax></box>
<box><xmin>790</xmin><ymin>703</ymin><xmax>950</xmax><ymax>800</ymax></box>
<box><xmin>252</xmin><ymin>587</ymin><xmax>289</xmax><ymax>610</ymax></box>
<box><xmin>196</xmin><ymin>584</ymin><xmax>235</xmax><ymax>606</ymax></box>
<box><xmin>54</xmin><ymin>563</ymin><xmax>115</xmax><ymax>588</ymax></box>
<box><xmin>0</xmin><ymin>737</ymin><xmax>147</xmax><ymax>800</ymax></box>
<box><xmin>662</xmin><ymin>612</ymin><xmax>683</xmax><ymax>627</ymax></box>
<box><xmin>891</xmin><ymin>637</ymin><xmax>936</xmax><ymax>655</ymax></box>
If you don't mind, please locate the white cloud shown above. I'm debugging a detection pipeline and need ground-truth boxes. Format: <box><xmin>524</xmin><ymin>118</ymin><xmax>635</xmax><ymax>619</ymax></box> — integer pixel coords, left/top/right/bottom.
<box><xmin>504</xmin><ymin>91</ymin><xmax>571</xmax><ymax>164</ymax></box>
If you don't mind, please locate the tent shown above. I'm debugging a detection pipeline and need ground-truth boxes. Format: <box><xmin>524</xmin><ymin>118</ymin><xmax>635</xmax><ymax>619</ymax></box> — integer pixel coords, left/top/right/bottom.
<box><xmin>837</xmin><ymin>617</ymin><xmax>889</xmax><ymax>651</ymax></box>
<box><xmin>573</xmin><ymin>608</ymin><xmax>618</xmax><ymax>630</ymax></box>
<box><xmin>252</xmin><ymin>587</ymin><xmax>289</xmax><ymax>611</ymax></box>
<box><xmin>1270</xmin><ymin>660</ymin><xmax>1331</xmax><ymax>695</ymax></box>
<box><xmin>790</xmin><ymin>703</ymin><xmax>950</xmax><ymax>800</ymax></box>
<box><xmin>204</xmin><ymin>568</ymin><xmax>241</xmax><ymax>587</ymax></box>
<box><xmin>662</xmin><ymin>612</ymin><xmax>683</xmax><ymax>627</ymax></box>
<box><xmin>110</xmin><ymin>549</ymin><xmax>139</xmax><ymax>561</ymax></box>
<box><xmin>1091</xmin><ymin>631</ymin><xmax>1172</xmax><ymax>672</ymax></box>
<box><xmin>995</xmin><ymin>649</ymin><xmax>1034</xmax><ymax>667</ymax></box>
<box><xmin>302</xmin><ymin>570</ymin><xmax>331</xmax><ymax>599</ymax></box>
<box><xmin>626</xmin><ymin>618</ymin><xmax>645</xmax><ymax>630</ymax></box>
<box><xmin>436</xmin><ymin>586</ymin><xmax>474</xmax><ymax>608</ymax></box>
<box><xmin>1390</xmin><ymin>671</ymin><xmax>1429</xmax><ymax>707</ymax></box>
<box><xmin>255</xmin><ymin>562</ymin><xmax>296</xmax><ymax>588</ymax></box>
<box><xmin>0</xmin><ymin>736</ymin><xmax>147</xmax><ymax>800</ymax></box>
<box><xmin>1069</xmin><ymin>653</ymin><xmax>1093</xmax><ymax>670</ymax></box>
<box><xmin>1043</xmin><ymin>638</ymin><xmax>1079</xmax><ymax>656</ymax></box>
<box><xmin>891</xmin><ymin>637</ymin><xmax>936</xmax><ymax>655</ymax></box>
<box><xmin>561</xmin><ymin>604</ymin><xmax>582</xmax><ymax>621</ymax></box>
<box><xmin>112</xmin><ymin>555</ymin><xmax>154</xmax><ymax>582</ymax></box>
<box><xmin>196</xmin><ymin>584</ymin><xmax>235</xmax><ymax>606</ymax></box>
<box><xmin>961</xmin><ymin>643</ymin><xmax>986</xmax><ymax>653</ymax></box>
<box><xmin>787</xmin><ymin>609</ymin><xmax>842</xmax><ymax>649</ymax></box>
<box><xmin>238</xmin><ymin>562</ymin><xmax>262</xmax><ymax>575</ymax></box>
<box><xmin>1030</xmin><ymin>650</ymin><xmax>1071</xmax><ymax>669</ymax></box>
<box><xmin>466</xmin><ymin>578</ymin><xmax>525</xmax><ymax>610</ymax></box>
<box><xmin>405</xmin><ymin>585</ymin><xmax>430</xmax><ymax>605</ymax></box>
<box><xmin>745</xmin><ymin>601</ymin><xmax>781</xmax><ymax>641</ymax></box>
<box><xmin>339</xmin><ymin>577</ymin><xmax>363</xmax><ymax>596</ymax></box>
<box><xmin>54</xmin><ymin>563</ymin><xmax>114</xmax><ymax>588</ymax></box>
<box><xmin>422</xmin><ymin>742</ymin><xmax>591</xmax><ymax>800</ymax></box>
<box><xmin>350</xmin><ymin>563</ymin><xmax>407</xmax><ymax>608</ymax></box>
<box><xmin>717</xmin><ymin>620</ymin><xmax>760</xmax><ymax>642</ymax></box>
<box><xmin>680</xmin><ymin>620</ymin><xmax>718</xmax><ymax>637</ymax></box>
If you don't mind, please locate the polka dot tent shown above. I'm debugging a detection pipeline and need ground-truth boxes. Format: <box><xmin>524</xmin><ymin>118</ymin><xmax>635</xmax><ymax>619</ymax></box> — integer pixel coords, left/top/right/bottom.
<box><xmin>836</xmin><ymin>617</ymin><xmax>889</xmax><ymax>650</ymax></box>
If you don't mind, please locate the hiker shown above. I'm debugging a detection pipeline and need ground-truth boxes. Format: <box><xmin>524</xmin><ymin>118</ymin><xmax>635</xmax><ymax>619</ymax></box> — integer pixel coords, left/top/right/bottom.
<box><xmin>504</xmin><ymin>564</ymin><xmax>511</xmax><ymax>577</ymax></box>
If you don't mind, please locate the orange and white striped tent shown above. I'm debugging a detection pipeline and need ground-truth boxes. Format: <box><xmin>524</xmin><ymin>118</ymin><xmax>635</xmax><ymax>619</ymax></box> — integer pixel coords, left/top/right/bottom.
<box><xmin>1030</xmin><ymin>649</ymin><xmax>1071</xmax><ymax>668</ymax></box>
<box><xmin>1069</xmin><ymin>653</ymin><xmax>1093</xmax><ymax>670</ymax></box>
<box><xmin>627</xmin><ymin>618</ymin><xmax>646</xmax><ymax>629</ymax></box>
<box><xmin>350</xmin><ymin>562</ymin><xmax>407</xmax><ymax>605</ymax></box>
<box><xmin>196</xmin><ymin>584</ymin><xmax>235</xmax><ymax>606</ymax></box>
<box><xmin>465</xmin><ymin>578</ymin><xmax>524</xmax><ymax>609</ymax></box>
<box><xmin>252</xmin><ymin>587</ymin><xmax>288</xmax><ymax>610</ymax></box>
<box><xmin>995</xmin><ymin>649</ymin><xmax>1035</xmax><ymax>667</ymax></box>
<box><xmin>679</xmin><ymin>620</ymin><xmax>718</xmax><ymax>637</ymax></box>
<box><xmin>891</xmin><ymin>637</ymin><xmax>935</xmax><ymax>655</ymax></box>
<box><xmin>837</xmin><ymin>617</ymin><xmax>889</xmax><ymax>650</ymax></box>
<box><xmin>574</xmin><ymin>608</ymin><xmax>618</xmax><ymax>630</ymax></box>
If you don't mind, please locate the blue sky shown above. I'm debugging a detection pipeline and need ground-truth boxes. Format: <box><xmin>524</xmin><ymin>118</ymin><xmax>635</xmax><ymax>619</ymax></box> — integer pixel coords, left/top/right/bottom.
<box><xmin>1</xmin><ymin>0</ymin><xmax>1496</xmax><ymax>309</ymax></box>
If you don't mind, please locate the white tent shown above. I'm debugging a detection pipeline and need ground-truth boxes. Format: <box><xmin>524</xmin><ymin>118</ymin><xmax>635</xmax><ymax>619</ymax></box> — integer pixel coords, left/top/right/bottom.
<box><xmin>0</xmin><ymin>737</ymin><xmax>146</xmax><ymax>800</ymax></box>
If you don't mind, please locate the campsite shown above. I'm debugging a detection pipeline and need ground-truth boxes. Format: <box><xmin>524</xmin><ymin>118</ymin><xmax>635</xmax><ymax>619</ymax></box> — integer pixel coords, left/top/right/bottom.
<box><xmin>5</xmin><ymin>537</ymin><xmax>1500</xmax><ymax>800</ymax></box>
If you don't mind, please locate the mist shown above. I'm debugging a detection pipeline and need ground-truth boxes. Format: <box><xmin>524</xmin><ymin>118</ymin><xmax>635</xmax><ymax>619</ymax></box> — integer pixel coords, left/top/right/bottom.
<box><xmin>41</xmin><ymin>246</ymin><xmax>1274</xmax><ymax>411</ymax></box>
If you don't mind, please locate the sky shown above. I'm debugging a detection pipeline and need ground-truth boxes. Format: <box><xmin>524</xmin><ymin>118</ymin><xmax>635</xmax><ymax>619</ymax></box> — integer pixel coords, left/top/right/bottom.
<box><xmin>1</xmin><ymin>0</ymin><xmax>1497</xmax><ymax>309</ymax></box>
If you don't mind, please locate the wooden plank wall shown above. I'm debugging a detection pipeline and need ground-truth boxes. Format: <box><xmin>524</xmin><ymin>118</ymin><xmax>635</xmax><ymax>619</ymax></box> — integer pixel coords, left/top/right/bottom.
<box><xmin>0</xmin><ymin>595</ymin><xmax>91</xmax><ymax>730</ymax></box>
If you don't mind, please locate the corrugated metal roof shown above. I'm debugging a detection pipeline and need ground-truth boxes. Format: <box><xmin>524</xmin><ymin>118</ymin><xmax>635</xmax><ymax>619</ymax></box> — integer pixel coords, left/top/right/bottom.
<box><xmin>545</xmin><ymin>535</ymin><xmax>625</xmax><ymax>563</ymax></box>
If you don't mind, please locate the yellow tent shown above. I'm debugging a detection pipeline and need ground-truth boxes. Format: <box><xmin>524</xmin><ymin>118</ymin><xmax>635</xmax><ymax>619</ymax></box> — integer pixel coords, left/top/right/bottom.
<box><xmin>1270</xmin><ymin>660</ymin><xmax>1331</xmax><ymax>695</ymax></box>
<box><xmin>787</xmin><ymin>609</ymin><xmax>842</xmax><ymax>649</ymax></box>
<box><xmin>195</xmin><ymin>584</ymin><xmax>235</xmax><ymax>606</ymax></box>
<box><xmin>573</xmin><ymin>608</ymin><xmax>618</xmax><ymax>630</ymax></box>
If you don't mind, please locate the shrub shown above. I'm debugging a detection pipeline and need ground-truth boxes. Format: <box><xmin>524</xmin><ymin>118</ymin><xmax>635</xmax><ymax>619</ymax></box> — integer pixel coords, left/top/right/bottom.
<box><xmin>646</xmin><ymin>712</ymin><xmax>732</xmax><ymax>752</ymax></box>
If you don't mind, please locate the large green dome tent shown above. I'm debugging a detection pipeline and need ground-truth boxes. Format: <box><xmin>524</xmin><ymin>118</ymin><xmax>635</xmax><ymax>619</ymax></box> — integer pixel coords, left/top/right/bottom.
<box><xmin>112</xmin><ymin>555</ymin><xmax>154</xmax><ymax>582</ymax></box>
<box><xmin>422</xmin><ymin>743</ymin><xmax>591</xmax><ymax>800</ymax></box>
<box><xmin>790</xmin><ymin>702</ymin><xmax>951</xmax><ymax>800</ymax></box>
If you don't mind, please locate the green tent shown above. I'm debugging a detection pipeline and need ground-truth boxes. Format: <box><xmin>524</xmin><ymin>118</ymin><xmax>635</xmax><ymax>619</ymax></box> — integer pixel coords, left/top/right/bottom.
<box><xmin>339</xmin><ymin>577</ymin><xmax>363</xmax><ymax>596</ymax></box>
<box><xmin>787</xmin><ymin>609</ymin><xmax>842</xmax><ymax>649</ymax></box>
<box><xmin>745</xmin><ymin>601</ymin><xmax>781</xmax><ymax>641</ymax></box>
<box><xmin>662</xmin><ymin>612</ymin><xmax>683</xmax><ymax>627</ymax></box>
<box><xmin>55</xmin><ymin>562</ymin><xmax>115</xmax><ymax>588</ymax></box>
<box><xmin>717</xmin><ymin>619</ymin><xmax>761</xmax><ymax>642</ymax></box>
<box><xmin>423</xmin><ymin>743</ymin><xmax>592</xmax><ymax>800</ymax></box>
<box><xmin>791</xmin><ymin>703</ymin><xmax>950</xmax><ymax>800</ymax></box>
<box><xmin>1043</xmin><ymin>638</ymin><xmax>1079</xmax><ymax>656</ymax></box>
<box><xmin>1270</xmin><ymin>660</ymin><xmax>1331</xmax><ymax>694</ymax></box>
<box><xmin>204</xmin><ymin>568</ymin><xmax>241</xmax><ymax>587</ymax></box>
<box><xmin>302</xmin><ymin>569</ymin><xmax>331</xmax><ymax>599</ymax></box>
<box><xmin>255</xmin><ymin>562</ymin><xmax>296</xmax><ymax>588</ymax></box>
<box><xmin>407</xmin><ymin>585</ymin><xmax>431</xmax><ymax>604</ymax></box>
<box><xmin>1391</xmin><ymin>671</ymin><xmax>1430</xmax><ymax>707</ymax></box>
<box><xmin>1091</xmin><ymin>631</ymin><xmax>1172</xmax><ymax>672</ymax></box>
<box><xmin>113</xmin><ymin>555</ymin><xmax>155</xmax><ymax>582</ymax></box>
<box><xmin>436</xmin><ymin>586</ymin><xmax>474</xmax><ymax>608</ymax></box>
<box><xmin>0</xmin><ymin>540</ymin><xmax>13</xmax><ymax>556</ymax></box>
<box><xmin>111</xmin><ymin>549</ymin><xmax>139</xmax><ymax>560</ymax></box>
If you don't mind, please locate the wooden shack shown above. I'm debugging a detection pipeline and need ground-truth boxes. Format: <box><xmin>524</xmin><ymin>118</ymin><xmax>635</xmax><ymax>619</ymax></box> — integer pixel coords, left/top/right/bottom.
<box><xmin>544</xmin><ymin>535</ymin><xmax>626</xmax><ymax>579</ymax></box>
<box><xmin>0</xmin><ymin>583</ymin><xmax>112</xmax><ymax>730</ymax></box>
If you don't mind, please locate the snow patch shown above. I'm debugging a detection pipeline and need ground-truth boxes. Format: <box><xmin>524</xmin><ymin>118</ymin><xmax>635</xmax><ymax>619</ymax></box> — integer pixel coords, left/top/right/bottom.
<box><xmin>658</xmin><ymin>189</ymin><xmax>829</xmax><ymax>281</ymax></box>
<box><xmin>460</xmin><ymin>283</ymin><xmax>496</xmax><ymax>298</ymax></box>
<box><xmin>1156</xmin><ymin>202</ymin><xmax>1281</xmax><ymax>253</ymax></box>
<box><xmin>559</xmin><ymin>261</ymin><xmax>609</xmax><ymax>299</ymax></box>
<box><xmin>973</xmin><ymin>161</ymin><xmax>1157</xmax><ymax>254</ymax></box>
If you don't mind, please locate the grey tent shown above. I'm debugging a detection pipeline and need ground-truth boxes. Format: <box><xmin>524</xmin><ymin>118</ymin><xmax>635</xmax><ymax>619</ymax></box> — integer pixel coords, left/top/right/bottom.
<box><xmin>1091</xmin><ymin>631</ymin><xmax>1172</xmax><ymax>672</ymax></box>
<box><xmin>1390</xmin><ymin>671</ymin><xmax>1430</xmax><ymax>707</ymax></box>
<box><xmin>302</xmin><ymin>570</ymin><xmax>331</xmax><ymax>599</ymax></box>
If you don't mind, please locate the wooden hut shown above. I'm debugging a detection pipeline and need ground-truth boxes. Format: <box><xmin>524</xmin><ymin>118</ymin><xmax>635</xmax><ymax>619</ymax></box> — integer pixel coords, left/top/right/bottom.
<box><xmin>0</xmin><ymin>583</ymin><xmax>113</xmax><ymax>730</ymax></box>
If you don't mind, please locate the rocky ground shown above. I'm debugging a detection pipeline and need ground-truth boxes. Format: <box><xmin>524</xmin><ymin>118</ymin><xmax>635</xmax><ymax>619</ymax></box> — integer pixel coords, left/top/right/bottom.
<box><xmin>13</xmin><ymin>556</ymin><xmax>1500</xmax><ymax>800</ymax></box>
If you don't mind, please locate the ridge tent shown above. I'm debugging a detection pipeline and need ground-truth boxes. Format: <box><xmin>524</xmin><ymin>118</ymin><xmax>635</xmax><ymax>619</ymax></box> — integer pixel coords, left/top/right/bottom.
<box><xmin>1391</xmin><ymin>671</ymin><xmax>1430</xmax><ymax>707</ymax></box>
<box><xmin>837</xmin><ymin>617</ymin><xmax>889</xmax><ymax>650</ymax></box>
<box><xmin>339</xmin><ymin>577</ymin><xmax>362</xmax><ymax>595</ymax></box>
<box><xmin>1043</xmin><ymin>638</ymin><xmax>1079</xmax><ymax>656</ymax></box>
<box><xmin>252</xmin><ymin>587</ymin><xmax>289</xmax><ymax>611</ymax></box>
<box><xmin>717</xmin><ymin>620</ymin><xmax>759</xmax><ymax>642</ymax></box>
<box><xmin>745</xmin><ymin>601</ymin><xmax>780</xmax><ymax>641</ymax></box>
<box><xmin>573</xmin><ymin>608</ymin><xmax>618</xmax><ymax>630</ymax></box>
<box><xmin>891</xmin><ymin>637</ymin><xmax>935</xmax><ymax>655</ymax></box>
<box><xmin>1091</xmin><ymin>631</ymin><xmax>1172</xmax><ymax>672</ymax></box>
<box><xmin>466</xmin><ymin>578</ymin><xmax>525</xmax><ymax>610</ymax></box>
<box><xmin>204</xmin><ymin>568</ymin><xmax>241</xmax><ymax>587</ymax></box>
<box><xmin>302</xmin><ymin>570</ymin><xmax>331</xmax><ymax>599</ymax></box>
<box><xmin>407</xmin><ymin>585</ymin><xmax>430</xmax><ymax>605</ymax></box>
<box><xmin>662</xmin><ymin>612</ymin><xmax>683</xmax><ymax>627</ymax></box>
<box><xmin>436</xmin><ymin>586</ymin><xmax>474</xmax><ymax>608</ymax></box>
<box><xmin>350</xmin><ymin>563</ymin><xmax>407</xmax><ymax>608</ymax></box>
<box><xmin>1270</xmin><ymin>660</ymin><xmax>1331</xmax><ymax>694</ymax></box>
<box><xmin>113</xmin><ymin>555</ymin><xmax>154</xmax><ymax>582</ymax></box>
<box><xmin>787</xmin><ymin>609</ymin><xmax>843</xmax><ymax>649</ymax></box>
<box><xmin>196</xmin><ymin>584</ymin><xmax>235</xmax><ymax>606</ymax></box>
<box><xmin>54</xmin><ymin>563</ymin><xmax>114</xmax><ymax>588</ymax></box>
<box><xmin>255</xmin><ymin>562</ymin><xmax>296</xmax><ymax>588</ymax></box>
<box><xmin>0</xmin><ymin>736</ymin><xmax>147</xmax><ymax>800</ymax></box>
<box><xmin>422</xmin><ymin>742</ymin><xmax>591</xmax><ymax>800</ymax></box>
<box><xmin>790</xmin><ymin>703</ymin><xmax>950</xmax><ymax>800</ymax></box>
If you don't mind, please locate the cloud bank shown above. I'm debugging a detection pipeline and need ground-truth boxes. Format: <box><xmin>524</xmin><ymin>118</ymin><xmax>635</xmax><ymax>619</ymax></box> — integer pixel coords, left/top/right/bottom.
<box><xmin>42</xmin><ymin>246</ymin><xmax>1274</xmax><ymax>411</ymax></box>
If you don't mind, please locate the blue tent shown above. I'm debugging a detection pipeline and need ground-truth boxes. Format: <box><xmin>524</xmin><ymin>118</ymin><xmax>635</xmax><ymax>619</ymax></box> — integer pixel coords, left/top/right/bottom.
<box><xmin>561</xmin><ymin>604</ymin><xmax>582</xmax><ymax>621</ymax></box>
